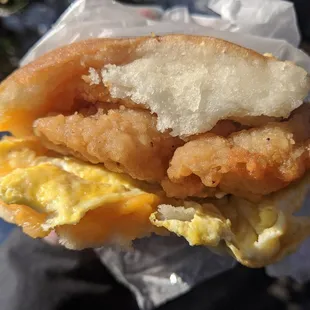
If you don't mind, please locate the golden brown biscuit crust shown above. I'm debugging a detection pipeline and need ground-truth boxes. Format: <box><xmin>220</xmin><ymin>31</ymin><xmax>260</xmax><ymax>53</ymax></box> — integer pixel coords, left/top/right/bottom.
<box><xmin>0</xmin><ymin>35</ymin><xmax>270</xmax><ymax>137</ymax></box>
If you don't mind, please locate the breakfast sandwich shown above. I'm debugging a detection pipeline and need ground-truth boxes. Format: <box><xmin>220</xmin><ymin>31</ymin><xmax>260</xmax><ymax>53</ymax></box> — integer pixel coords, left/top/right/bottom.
<box><xmin>0</xmin><ymin>34</ymin><xmax>310</xmax><ymax>268</ymax></box>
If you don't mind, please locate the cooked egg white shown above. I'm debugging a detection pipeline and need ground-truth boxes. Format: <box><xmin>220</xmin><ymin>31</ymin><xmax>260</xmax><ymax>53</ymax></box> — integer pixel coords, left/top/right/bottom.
<box><xmin>150</xmin><ymin>175</ymin><xmax>310</xmax><ymax>267</ymax></box>
<box><xmin>0</xmin><ymin>137</ymin><xmax>161</xmax><ymax>246</ymax></box>
<box><xmin>1</xmin><ymin>137</ymin><xmax>310</xmax><ymax>267</ymax></box>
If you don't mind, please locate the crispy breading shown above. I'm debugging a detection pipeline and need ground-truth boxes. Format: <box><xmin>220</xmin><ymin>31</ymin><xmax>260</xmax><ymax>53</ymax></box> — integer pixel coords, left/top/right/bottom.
<box><xmin>166</xmin><ymin>104</ymin><xmax>310</xmax><ymax>200</ymax></box>
<box><xmin>34</xmin><ymin>107</ymin><xmax>183</xmax><ymax>182</ymax></box>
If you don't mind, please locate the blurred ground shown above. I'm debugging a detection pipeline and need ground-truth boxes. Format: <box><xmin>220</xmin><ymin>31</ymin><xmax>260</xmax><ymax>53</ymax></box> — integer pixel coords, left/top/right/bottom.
<box><xmin>0</xmin><ymin>0</ymin><xmax>73</xmax><ymax>80</ymax></box>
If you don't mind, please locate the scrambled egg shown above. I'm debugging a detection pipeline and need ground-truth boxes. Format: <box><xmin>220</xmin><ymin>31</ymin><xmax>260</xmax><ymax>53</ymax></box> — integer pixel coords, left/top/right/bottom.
<box><xmin>0</xmin><ymin>137</ymin><xmax>161</xmax><ymax>247</ymax></box>
<box><xmin>151</xmin><ymin>177</ymin><xmax>310</xmax><ymax>267</ymax></box>
<box><xmin>1</xmin><ymin>137</ymin><xmax>310</xmax><ymax>267</ymax></box>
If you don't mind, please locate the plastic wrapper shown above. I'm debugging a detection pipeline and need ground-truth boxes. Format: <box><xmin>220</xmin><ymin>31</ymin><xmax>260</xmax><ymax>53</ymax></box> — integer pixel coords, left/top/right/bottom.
<box><xmin>19</xmin><ymin>0</ymin><xmax>310</xmax><ymax>309</ymax></box>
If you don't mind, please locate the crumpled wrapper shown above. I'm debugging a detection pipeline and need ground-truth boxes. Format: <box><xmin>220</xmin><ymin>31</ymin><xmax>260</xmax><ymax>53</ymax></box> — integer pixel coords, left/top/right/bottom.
<box><xmin>20</xmin><ymin>0</ymin><xmax>310</xmax><ymax>309</ymax></box>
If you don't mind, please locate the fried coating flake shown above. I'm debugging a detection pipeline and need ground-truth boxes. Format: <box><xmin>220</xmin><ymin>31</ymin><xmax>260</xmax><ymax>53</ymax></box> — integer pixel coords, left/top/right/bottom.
<box><xmin>166</xmin><ymin>104</ymin><xmax>310</xmax><ymax>200</ymax></box>
<box><xmin>34</xmin><ymin>107</ymin><xmax>183</xmax><ymax>182</ymax></box>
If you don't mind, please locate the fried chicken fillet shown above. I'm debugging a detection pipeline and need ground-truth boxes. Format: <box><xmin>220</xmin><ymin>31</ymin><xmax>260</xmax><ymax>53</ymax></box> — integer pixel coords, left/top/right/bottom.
<box><xmin>33</xmin><ymin>107</ymin><xmax>183</xmax><ymax>182</ymax></box>
<box><xmin>0</xmin><ymin>35</ymin><xmax>310</xmax><ymax>267</ymax></box>
<box><xmin>164</xmin><ymin>104</ymin><xmax>310</xmax><ymax>200</ymax></box>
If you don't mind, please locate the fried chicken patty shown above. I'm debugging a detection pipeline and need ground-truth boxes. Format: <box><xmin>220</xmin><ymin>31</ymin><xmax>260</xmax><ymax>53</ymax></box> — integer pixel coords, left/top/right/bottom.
<box><xmin>33</xmin><ymin>99</ymin><xmax>310</xmax><ymax>200</ymax></box>
<box><xmin>166</xmin><ymin>104</ymin><xmax>310</xmax><ymax>200</ymax></box>
<box><xmin>34</xmin><ymin>107</ymin><xmax>183</xmax><ymax>182</ymax></box>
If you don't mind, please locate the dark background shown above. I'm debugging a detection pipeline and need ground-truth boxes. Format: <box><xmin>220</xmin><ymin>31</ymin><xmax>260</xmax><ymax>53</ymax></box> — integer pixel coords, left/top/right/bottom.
<box><xmin>0</xmin><ymin>1</ymin><xmax>310</xmax><ymax>309</ymax></box>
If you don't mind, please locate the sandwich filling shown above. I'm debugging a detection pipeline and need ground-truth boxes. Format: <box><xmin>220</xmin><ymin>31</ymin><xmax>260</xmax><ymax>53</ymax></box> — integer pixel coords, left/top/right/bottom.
<box><xmin>0</xmin><ymin>35</ymin><xmax>310</xmax><ymax>268</ymax></box>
